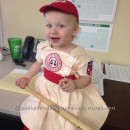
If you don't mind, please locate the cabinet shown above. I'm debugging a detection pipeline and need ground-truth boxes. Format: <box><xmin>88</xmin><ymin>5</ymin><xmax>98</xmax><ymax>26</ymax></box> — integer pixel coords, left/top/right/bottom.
<box><xmin>0</xmin><ymin>112</ymin><xmax>24</xmax><ymax>130</ymax></box>
<box><xmin>101</xmin><ymin>79</ymin><xmax>130</xmax><ymax>130</ymax></box>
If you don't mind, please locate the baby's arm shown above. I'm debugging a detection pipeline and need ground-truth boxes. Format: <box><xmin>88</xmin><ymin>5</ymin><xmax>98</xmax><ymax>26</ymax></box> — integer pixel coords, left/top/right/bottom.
<box><xmin>16</xmin><ymin>61</ymin><xmax>42</xmax><ymax>88</ymax></box>
<box><xmin>59</xmin><ymin>76</ymin><xmax>91</xmax><ymax>93</ymax></box>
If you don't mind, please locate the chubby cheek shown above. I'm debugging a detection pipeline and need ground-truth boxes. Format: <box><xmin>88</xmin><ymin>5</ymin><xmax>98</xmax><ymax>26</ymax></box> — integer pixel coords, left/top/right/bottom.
<box><xmin>44</xmin><ymin>30</ymin><xmax>49</xmax><ymax>39</ymax></box>
<box><xmin>61</xmin><ymin>30</ymin><xmax>73</xmax><ymax>40</ymax></box>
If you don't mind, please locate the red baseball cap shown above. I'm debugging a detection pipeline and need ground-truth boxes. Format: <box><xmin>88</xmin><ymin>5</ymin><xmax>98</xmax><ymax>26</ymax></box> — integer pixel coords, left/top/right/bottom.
<box><xmin>39</xmin><ymin>0</ymin><xmax>79</xmax><ymax>23</ymax></box>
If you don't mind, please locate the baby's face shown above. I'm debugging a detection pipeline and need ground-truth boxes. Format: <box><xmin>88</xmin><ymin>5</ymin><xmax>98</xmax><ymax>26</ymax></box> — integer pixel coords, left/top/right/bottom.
<box><xmin>44</xmin><ymin>11</ymin><xmax>78</xmax><ymax>49</ymax></box>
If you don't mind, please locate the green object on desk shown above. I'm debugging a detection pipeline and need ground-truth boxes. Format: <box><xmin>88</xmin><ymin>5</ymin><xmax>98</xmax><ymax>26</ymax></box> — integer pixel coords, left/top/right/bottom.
<box><xmin>8</xmin><ymin>38</ymin><xmax>22</xmax><ymax>60</ymax></box>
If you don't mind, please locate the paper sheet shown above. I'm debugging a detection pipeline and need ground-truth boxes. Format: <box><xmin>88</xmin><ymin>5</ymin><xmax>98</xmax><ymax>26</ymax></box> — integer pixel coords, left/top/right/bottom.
<box><xmin>105</xmin><ymin>63</ymin><xmax>130</xmax><ymax>83</ymax></box>
<box><xmin>70</xmin><ymin>0</ymin><xmax>117</xmax><ymax>22</ymax></box>
<box><xmin>73</xmin><ymin>23</ymin><xmax>113</xmax><ymax>52</ymax></box>
<box><xmin>0</xmin><ymin>69</ymin><xmax>38</xmax><ymax>95</ymax></box>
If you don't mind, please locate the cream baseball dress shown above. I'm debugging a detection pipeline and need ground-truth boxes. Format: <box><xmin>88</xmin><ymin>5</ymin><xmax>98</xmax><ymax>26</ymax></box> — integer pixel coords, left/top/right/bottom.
<box><xmin>20</xmin><ymin>41</ymin><xmax>109</xmax><ymax>130</ymax></box>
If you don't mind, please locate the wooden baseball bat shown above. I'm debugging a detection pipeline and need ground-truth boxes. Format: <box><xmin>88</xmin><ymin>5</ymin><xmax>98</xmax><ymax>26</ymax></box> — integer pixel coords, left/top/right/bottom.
<box><xmin>25</xmin><ymin>87</ymin><xmax>93</xmax><ymax>130</ymax></box>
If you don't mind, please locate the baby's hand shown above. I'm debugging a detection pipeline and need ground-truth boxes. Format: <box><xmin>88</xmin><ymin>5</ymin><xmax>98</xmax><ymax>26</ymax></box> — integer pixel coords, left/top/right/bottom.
<box><xmin>16</xmin><ymin>77</ymin><xmax>29</xmax><ymax>89</ymax></box>
<box><xmin>59</xmin><ymin>78</ymin><xmax>77</xmax><ymax>93</ymax></box>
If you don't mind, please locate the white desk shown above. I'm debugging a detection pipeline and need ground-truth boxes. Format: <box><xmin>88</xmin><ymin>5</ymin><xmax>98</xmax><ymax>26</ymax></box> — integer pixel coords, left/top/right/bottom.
<box><xmin>0</xmin><ymin>55</ymin><xmax>32</xmax><ymax>116</ymax></box>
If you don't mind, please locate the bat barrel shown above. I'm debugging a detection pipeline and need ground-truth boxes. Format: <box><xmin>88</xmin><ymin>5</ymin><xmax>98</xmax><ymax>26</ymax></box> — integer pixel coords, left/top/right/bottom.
<box><xmin>25</xmin><ymin>87</ymin><xmax>93</xmax><ymax>130</ymax></box>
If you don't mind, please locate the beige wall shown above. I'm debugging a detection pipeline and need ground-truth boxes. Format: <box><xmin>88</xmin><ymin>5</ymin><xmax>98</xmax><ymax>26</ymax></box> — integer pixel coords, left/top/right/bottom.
<box><xmin>1</xmin><ymin>0</ymin><xmax>130</xmax><ymax>66</ymax></box>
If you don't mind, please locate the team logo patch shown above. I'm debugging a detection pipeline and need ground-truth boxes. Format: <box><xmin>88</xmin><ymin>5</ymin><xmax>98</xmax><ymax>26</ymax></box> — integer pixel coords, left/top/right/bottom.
<box><xmin>86</xmin><ymin>61</ymin><xmax>93</xmax><ymax>76</ymax></box>
<box><xmin>45</xmin><ymin>53</ymin><xmax>62</xmax><ymax>72</ymax></box>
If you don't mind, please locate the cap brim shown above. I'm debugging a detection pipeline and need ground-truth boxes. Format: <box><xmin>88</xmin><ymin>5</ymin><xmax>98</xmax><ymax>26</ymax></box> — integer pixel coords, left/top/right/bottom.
<box><xmin>40</xmin><ymin>5</ymin><xmax>69</xmax><ymax>14</ymax></box>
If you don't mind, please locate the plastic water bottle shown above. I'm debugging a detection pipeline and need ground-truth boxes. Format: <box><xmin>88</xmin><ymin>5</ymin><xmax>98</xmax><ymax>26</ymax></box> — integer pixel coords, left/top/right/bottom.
<box><xmin>0</xmin><ymin>47</ymin><xmax>3</xmax><ymax>61</ymax></box>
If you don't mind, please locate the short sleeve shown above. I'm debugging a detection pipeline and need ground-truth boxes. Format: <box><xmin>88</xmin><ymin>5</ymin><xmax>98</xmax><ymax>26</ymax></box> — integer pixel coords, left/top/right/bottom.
<box><xmin>35</xmin><ymin>42</ymin><xmax>43</xmax><ymax>62</ymax></box>
<box><xmin>35</xmin><ymin>41</ymin><xmax>48</xmax><ymax>62</ymax></box>
<box><xmin>76</xmin><ymin>55</ymin><xmax>94</xmax><ymax>77</ymax></box>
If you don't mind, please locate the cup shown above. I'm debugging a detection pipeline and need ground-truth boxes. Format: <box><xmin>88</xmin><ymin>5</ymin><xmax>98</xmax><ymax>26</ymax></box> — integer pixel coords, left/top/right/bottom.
<box><xmin>8</xmin><ymin>38</ymin><xmax>22</xmax><ymax>60</ymax></box>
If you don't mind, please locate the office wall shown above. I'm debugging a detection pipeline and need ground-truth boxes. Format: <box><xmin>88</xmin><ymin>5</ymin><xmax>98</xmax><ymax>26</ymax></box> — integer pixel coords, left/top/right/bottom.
<box><xmin>0</xmin><ymin>1</ymin><xmax>3</xmax><ymax>47</ymax></box>
<box><xmin>1</xmin><ymin>0</ymin><xmax>130</xmax><ymax>66</ymax></box>
<box><xmin>0</xmin><ymin>15</ymin><xmax>3</xmax><ymax>47</ymax></box>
